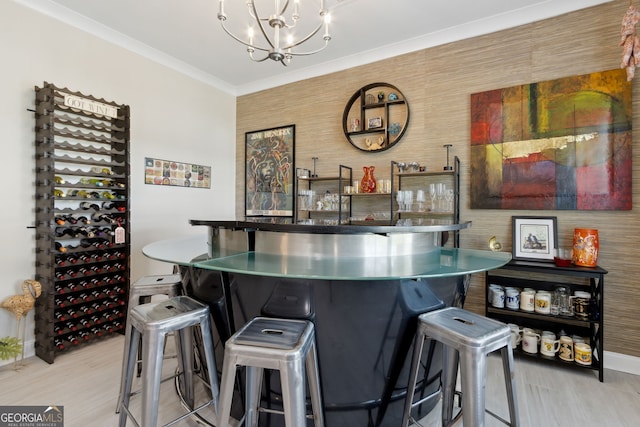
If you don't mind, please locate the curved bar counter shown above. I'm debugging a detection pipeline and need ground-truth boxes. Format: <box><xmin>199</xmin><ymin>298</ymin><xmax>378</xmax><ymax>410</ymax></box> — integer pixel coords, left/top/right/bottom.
<box><xmin>143</xmin><ymin>220</ymin><xmax>511</xmax><ymax>427</ymax></box>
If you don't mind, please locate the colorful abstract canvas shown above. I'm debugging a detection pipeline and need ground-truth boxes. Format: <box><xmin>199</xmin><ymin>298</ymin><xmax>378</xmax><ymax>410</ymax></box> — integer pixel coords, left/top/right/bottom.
<box><xmin>470</xmin><ymin>69</ymin><xmax>632</xmax><ymax>210</ymax></box>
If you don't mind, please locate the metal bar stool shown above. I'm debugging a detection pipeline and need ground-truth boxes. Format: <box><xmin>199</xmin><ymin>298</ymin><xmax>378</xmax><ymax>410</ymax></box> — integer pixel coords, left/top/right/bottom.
<box><xmin>217</xmin><ymin>317</ymin><xmax>324</xmax><ymax>427</ymax></box>
<box><xmin>402</xmin><ymin>307</ymin><xmax>519</xmax><ymax>427</ymax></box>
<box><xmin>118</xmin><ymin>295</ymin><xmax>219</xmax><ymax>427</ymax></box>
<box><xmin>116</xmin><ymin>274</ymin><xmax>183</xmax><ymax>414</ymax></box>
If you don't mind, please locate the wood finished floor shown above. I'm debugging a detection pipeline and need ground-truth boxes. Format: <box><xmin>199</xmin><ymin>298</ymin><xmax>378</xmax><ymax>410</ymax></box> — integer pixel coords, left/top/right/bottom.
<box><xmin>1</xmin><ymin>335</ymin><xmax>639</xmax><ymax>426</ymax></box>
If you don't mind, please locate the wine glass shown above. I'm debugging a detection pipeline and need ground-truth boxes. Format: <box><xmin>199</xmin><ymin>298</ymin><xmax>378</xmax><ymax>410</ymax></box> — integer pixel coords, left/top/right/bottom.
<box><xmin>445</xmin><ymin>189</ymin><xmax>454</xmax><ymax>213</ymax></box>
<box><xmin>429</xmin><ymin>183</ymin><xmax>437</xmax><ymax>212</ymax></box>
<box><xmin>396</xmin><ymin>191</ymin><xmax>405</xmax><ymax>212</ymax></box>
<box><xmin>416</xmin><ymin>189</ymin><xmax>425</xmax><ymax>212</ymax></box>
<box><xmin>404</xmin><ymin>190</ymin><xmax>413</xmax><ymax>212</ymax></box>
<box><xmin>436</xmin><ymin>183</ymin><xmax>446</xmax><ymax>212</ymax></box>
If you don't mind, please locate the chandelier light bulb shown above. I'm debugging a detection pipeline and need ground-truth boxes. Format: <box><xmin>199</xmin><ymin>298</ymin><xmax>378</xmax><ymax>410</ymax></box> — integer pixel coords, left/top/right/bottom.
<box><xmin>217</xmin><ymin>0</ymin><xmax>332</xmax><ymax>66</ymax></box>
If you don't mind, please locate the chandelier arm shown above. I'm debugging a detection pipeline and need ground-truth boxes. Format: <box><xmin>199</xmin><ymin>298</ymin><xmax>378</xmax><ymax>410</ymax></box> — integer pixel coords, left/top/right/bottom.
<box><xmin>219</xmin><ymin>22</ymin><xmax>272</xmax><ymax>52</ymax></box>
<box><xmin>278</xmin><ymin>0</ymin><xmax>290</xmax><ymax>17</ymax></box>
<box><xmin>285</xmin><ymin>39</ymin><xmax>330</xmax><ymax>56</ymax></box>
<box><xmin>284</xmin><ymin>23</ymin><xmax>323</xmax><ymax>49</ymax></box>
<box><xmin>249</xmin><ymin>1</ymin><xmax>276</xmax><ymax>49</ymax></box>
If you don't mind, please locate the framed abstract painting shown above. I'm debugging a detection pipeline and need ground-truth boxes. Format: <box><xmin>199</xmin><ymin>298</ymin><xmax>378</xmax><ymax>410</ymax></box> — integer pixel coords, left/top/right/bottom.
<box><xmin>470</xmin><ymin>69</ymin><xmax>632</xmax><ymax>210</ymax></box>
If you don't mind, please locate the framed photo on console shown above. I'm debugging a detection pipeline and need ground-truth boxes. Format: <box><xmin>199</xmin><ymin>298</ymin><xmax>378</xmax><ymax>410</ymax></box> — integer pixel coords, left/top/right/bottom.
<box><xmin>245</xmin><ymin>124</ymin><xmax>295</xmax><ymax>218</ymax></box>
<box><xmin>512</xmin><ymin>216</ymin><xmax>557</xmax><ymax>262</ymax></box>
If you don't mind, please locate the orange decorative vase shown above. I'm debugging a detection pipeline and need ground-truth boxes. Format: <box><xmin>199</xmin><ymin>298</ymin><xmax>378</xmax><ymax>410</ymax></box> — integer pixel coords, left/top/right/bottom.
<box><xmin>360</xmin><ymin>166</ymin><xmax>377</xmax><ymax>193</ymax></box>
<box><xmin>572</xmin><ymin>228</ymin><xmax>599</xmax><ymax>267</ymax></box>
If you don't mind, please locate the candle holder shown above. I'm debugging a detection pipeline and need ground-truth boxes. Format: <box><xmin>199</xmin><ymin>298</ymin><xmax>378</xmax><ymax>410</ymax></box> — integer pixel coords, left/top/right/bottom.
<box><xmin>443</xmin><ymin>144</ymin><xmax>453</xmax><ymax>171</ymax></box>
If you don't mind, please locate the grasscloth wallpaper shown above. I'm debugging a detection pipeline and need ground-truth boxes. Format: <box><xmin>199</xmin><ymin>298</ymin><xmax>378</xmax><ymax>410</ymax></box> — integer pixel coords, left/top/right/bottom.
<box><xmin>237</xmin><ymin>0</ymin><xmax>640</xmax><ymax>358</ymax></box>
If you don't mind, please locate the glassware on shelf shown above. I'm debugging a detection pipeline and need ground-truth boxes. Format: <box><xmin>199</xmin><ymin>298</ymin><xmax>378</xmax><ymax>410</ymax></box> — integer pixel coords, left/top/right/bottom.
<box><xmin>445</xmin><ymin>188</ymin><xmax>454</xmax><ymax>213</ymax></box>
<box><xmin>429</xmin><ymin>183</ymin><xmax>437</xmax><ymax>212</ymax></box>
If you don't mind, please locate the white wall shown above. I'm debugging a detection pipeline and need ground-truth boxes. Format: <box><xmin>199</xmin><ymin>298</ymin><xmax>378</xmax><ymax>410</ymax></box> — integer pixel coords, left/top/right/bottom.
<box><xmin>0</xmin><ymin>1</ymin><xmax>236</xmax><ymax>357</ymax></box>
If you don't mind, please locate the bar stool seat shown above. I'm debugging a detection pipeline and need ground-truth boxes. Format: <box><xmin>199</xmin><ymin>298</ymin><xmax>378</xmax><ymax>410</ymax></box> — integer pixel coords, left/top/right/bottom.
<box><xmin>217</xmin><ymin>317</ymin><xmax>324</xmax><ymax>427</ymax></box>
<box><xmin>402</xmin><ymin>307</ymin><xmax>519</xmax><ymax>427</ymax></box>
<box><xmin>118</xmin><ymin>295</ymin><xmax>219</xmax><ymax>427</ymax></box>
<box><xmin>116</xmin><ymin>274</ymin><xmax>183</xmax><ymax>414</ymax></box>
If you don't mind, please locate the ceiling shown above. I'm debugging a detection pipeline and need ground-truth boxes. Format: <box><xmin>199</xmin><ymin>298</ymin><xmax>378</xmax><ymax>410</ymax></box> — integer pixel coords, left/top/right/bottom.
<box><xmin>18</xmin><ymin>0</ymin><xmax>612</xmax><ymax>95</ymax></box>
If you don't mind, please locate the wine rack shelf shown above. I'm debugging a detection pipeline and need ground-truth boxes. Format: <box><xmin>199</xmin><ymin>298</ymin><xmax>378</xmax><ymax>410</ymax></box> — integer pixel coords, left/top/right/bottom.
<box><xmin>34</xmin><ymin>82</ymin><xmax>131</xmax><ymax>363</ymax></box>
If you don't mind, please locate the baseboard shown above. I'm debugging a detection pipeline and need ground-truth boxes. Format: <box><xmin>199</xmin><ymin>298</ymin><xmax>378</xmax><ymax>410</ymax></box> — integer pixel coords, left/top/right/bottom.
<box><xmin>604</xmin><ymin>350</ymin><xmax>640</xmax><ymax>376</ymax></box>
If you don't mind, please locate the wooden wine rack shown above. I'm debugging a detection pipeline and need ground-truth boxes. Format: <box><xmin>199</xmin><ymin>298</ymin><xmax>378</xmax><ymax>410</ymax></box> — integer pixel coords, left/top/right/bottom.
<box><xmin>34</xmin><ymin>82</ymin><xmax>130</xmax><ymax>363</ymax></box>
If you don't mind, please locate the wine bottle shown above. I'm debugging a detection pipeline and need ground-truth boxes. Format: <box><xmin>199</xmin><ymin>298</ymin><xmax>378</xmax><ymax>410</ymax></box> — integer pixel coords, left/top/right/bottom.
<box><xmin>54</xmin><ymin>284</ymin><xmax>65</xmax><ymax>294</ymax></box>
<box><xmin>55</xmin><ymin>256</ymin><xmax>67</xmax><ymax>267</ymax></box>
<box><xmin>77</xmin><ymin>304</ymin><xmax>93</xmax><ymax>316</ymax></box>
<box><xmin>67</xmin><ymin>281</ymin><xmax>81</xmax><ymax>292</ymax></box>
<box><xmin>89</xmin><ymin>315</ymin><xmax>102</xmax><ymax>326</ymax></box>
<box><xmin>77</xmin><ymin>215</ymin><xmax>91</xmax><ymax>224</ymax></box>
<box><xmin>80</xmin><ymin>202</ymin><xmax>100</xmax><ymax>210</ymax></box>
<box><xmin>89</xmin><ymin>265</ymin><xmax>102</xmax><ymax>274</ymax></box>
<box><xmin>54</xmin><ymin>324</ymin><xmax>64</xmax><ymax>335</ymax></box>
<box><xmin>54</xmin><ymin>271</ymin><xmax>67</xmax><ymax>281</ymax></box>
<box><xmin>65</xmin><ymin>321</ymin><xmax>78</xmax><ymax>332</ymax></box>
<box><xmin>90</xmin><ymin>252</ymin><xmax>103</xmax><ymax>261</ymax></box>
<box><xmin>76</xmin><ymin>227</ymin><xmax>95</xmax><ymax>238</ymax></box>
<box><xmin>53</xmin><ymin>189</ymin><xmax>66</xmax><ymax>198</ymax></box>
<box><xmin>90</xmin><ymin>302</ymin><xmax>104</xmax><ymax>312</ymax></box>
<box><xmin>91</xmin><ymin>213</ymin><xmax>115</xmax><ymax>224</ymax></box>
<box><xmin>88</xmin><ymin>278</ymin><xmax>102</xmax><ymax>288</ymax></box>
<box><xmin>55</xmin><ymin>216</ymin><xmax>66</xmax><ymax>226</ymax></box>
<box><xmin>54</xmin><ymin>311</ymin><xmax>67</xmax><ymax>322</ymax></box>
<box><xmin>66</xmin><ymin>334</ymin><xmax>80</xmax><ymax>345</ymax></box>
<box><xmin>78</xmin><ymin>317</ymin><xmax>92</xmax><ymax>328</ymax></box>
<box><xmin>112</xmin><ymin>320</ymin><xmax>124</xmax><ymax>331</ymax></box>
<box><xmin>78</xmin><ymin>330</ymin><xmax>91</xmax><ymax>341</ymax></box>
<box><xmin>101</xmin><ymin>191</ymin><xmax>116</xmax><ymax>200</ymax></box>
<box><xmin>65</xmin><ymin>308</ymin><xmax>79</xmax><ymax>319</ymax></box>
<box><xmin>66</xmin><ymin>255</ymin><xmax>78</xmax><ymax>264</ymax></box>
<box><xmin>54</xmin><ymin>337</ymin><xmax>65</xmax><ymax>351</ymax></box>
<box><xmin>55</xmin><ymin>242</ymin><xmax>68</xmax><ymax>253</ymax></box>
<box><xmin>90</xmin><ymin>326</ymin><xmax>103</xmax><ymax>337</ymax></box>
<box><xmin>76</xmin><ymin>267</ymin><xmax>88</xmax><ymax>276</ymax></box>
<box><xmin>90</xmin><ymin>290</ymin><xmax>104</xmax><ymax>300</ymax></box>
<box><xmin>54</xmin><ymin>175</ymin><xmax>66</xmax><ymax>185</ymax></box>
<box><xmin>65</xmin><ymin>215</ymin><xmax>78</xmax><ymax>225</ymax></box>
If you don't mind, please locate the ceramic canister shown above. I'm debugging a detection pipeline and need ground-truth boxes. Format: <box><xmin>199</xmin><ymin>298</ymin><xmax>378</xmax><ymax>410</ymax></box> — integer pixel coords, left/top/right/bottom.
<box><xmin>573</xmin><ymin>228</ymin><xmax>599</xmax><ymax>267</ymax></box>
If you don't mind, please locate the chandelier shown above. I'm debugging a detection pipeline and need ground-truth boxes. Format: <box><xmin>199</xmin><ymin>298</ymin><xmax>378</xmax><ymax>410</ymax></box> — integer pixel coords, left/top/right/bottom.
<box><xmin>217</xmin><ymin>0</ymin><xmax>332</xmax><ymax>66</ymax></box>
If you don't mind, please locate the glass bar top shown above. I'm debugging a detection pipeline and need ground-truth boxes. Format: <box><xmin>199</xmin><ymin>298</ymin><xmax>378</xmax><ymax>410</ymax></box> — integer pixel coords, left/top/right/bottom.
<box><xmin>143</xmin><ymin>235</ymin><xmax>511</xmax><ymax>280</ymax></box>
<box><xmin>196</xmin><ymin>248</ymin><xmax>509</xmax><ymax>280</ymax></box>
<box><xmin>142</xmin><ymin>234</ymin><xmax>213</xmax><ymax>266</ymax></box>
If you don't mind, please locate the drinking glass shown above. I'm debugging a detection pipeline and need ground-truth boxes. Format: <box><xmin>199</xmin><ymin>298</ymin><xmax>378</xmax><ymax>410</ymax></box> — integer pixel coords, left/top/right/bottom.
<box><xmin>429</xmin><ymin>183</ymin><xmax>437</xmax><ymax>212</ymax></box>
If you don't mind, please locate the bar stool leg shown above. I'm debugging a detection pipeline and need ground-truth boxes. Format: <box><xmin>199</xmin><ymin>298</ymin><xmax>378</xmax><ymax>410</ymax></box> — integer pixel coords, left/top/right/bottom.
<box><xmin>459</xmin><ymin>348</ymin><xmax>487</xmax><ymax>427</ymax></box>
<box><xmin>441</xmin><ymin>346</ymin><xmax>459</xmax><ymax>426</ymax></box>
<box><xmin>198</xmin><ymin>315</ymin><xmax>220</xmax><ymax>416</ymax></box>
<box><xmin>501</xmin><ymin>345</ymin><xmax>520</xmax><ymax>426</ymax></box>
<box><xmin>305</xmin><ymin>342</ymin><xmax>324</xmax><ymax>427</ymax></box>
<box><xmin>401</xmin><ymin>332</ymin><xmax>425</xmax><ymax>427</ymax></box>
<box><xmin>175</xmin><ymin>327</ymin><xmax>195</xmax><ymax>409</ymax></box>
<box><xmin>217</xmin><ymin>356</ymin><xmax>238</xmax><ymax>427</ymax></box>
<box><xmin>280</xmin><ymin>360</ymin><xmax>307</xmax><ymax>427</ymax></box>
<box><xmin>119</xmin><ymin>328</ymin><xmax>141</xmax><ymax>427</ymax></box>
<box><xmin>141</xmin><ymin>330</ymin><xmax>166</xmax><ymax>427</ymax></box>
<box><xmin>245</xmin><ymin>366</ymin><xmax>264</xmax><ymax>427</ymax></box>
